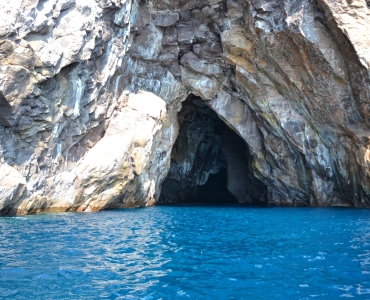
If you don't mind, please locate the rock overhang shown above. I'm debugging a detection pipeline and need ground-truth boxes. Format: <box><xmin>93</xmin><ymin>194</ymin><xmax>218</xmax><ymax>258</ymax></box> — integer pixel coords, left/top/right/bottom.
<box><xmin>0</xmin><ymin>0</ymin><xmax>370</xmax><ymax>214</ymax></box>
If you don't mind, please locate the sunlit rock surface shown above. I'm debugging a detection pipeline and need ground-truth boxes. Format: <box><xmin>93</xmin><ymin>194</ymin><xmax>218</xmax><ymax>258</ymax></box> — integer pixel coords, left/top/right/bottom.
<box><xmin>0</xmin><ymin>0</ymin><xmax>370</xmax><ymax>214</ymax></box>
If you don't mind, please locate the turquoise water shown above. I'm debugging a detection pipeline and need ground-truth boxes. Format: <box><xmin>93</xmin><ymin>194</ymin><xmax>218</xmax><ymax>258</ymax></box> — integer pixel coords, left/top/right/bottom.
<box><xmin>1</xmin><ymin>205</ymin><xmax>370</xmax><ymax>299</ymax></box>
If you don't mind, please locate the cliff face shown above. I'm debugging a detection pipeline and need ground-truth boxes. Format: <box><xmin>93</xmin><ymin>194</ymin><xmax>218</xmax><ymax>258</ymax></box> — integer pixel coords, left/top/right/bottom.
<box><xmin>0</xmin><ymin>0</ymin><xmax>369</xmax><ymax>214</ymax></box>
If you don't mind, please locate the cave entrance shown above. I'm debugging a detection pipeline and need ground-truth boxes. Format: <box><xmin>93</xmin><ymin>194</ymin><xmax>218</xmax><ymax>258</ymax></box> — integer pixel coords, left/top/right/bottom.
<box><xmin>159</xmin><ymin>94</ymin><xmax>267</xmax><ymax>204</ymax></box>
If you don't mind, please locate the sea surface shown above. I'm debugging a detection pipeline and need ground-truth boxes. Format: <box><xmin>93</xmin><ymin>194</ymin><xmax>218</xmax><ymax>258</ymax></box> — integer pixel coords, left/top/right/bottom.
<box><xmin>1</xmin><ymin>204</ymin><xmax>370</xmax><ymax>299</ymax></box>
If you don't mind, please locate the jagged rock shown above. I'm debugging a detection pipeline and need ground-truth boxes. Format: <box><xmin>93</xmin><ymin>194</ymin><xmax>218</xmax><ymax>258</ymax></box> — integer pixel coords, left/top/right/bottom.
<box><xmin>180</xmin><ymin>51</ymin><xmax>223</xmax><ymax>77</ymax></box>
<box><xmin>180</xmin><ymin>66</ymin><xmax>219</xmax><ymax>100</ymax></box>
<box><xmin>159</xmin><ymin>94</ymin><xmax>265</xmax><ymax>203</ymax></box>
<box><xmin>0</xmin><ymin>0</ymin><xmax>370</xmax><ymax>214</ymax></box>
<box><xmin>129</xmin><ymin>23</ymin><xmax>163</xmax><ymax>60</ymax></box>
<box><xmin>0</xmin><ymin>164</ymin><xmax>26</xmax><ymax>215</ymax></box>
<box><xmin>151</xmin><ymin>11</ymin><xmax>179</xmax><ymax>27</ymax></box>
<box><xmin>71</xmin><ymin>91</ymin><xmax>175</xmax><ymax>212</ymax></box>
<box><xmin>9</xmin><ymin>90</ymin><xmax>178</xmax><ymax>214</ymax></box>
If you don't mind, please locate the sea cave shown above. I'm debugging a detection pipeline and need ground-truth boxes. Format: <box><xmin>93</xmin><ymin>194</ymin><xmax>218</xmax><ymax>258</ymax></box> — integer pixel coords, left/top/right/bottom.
<box><xmin>159</xmin><ymin>94</ymin><xmax>267</xmax><ymax>204</ymax></box>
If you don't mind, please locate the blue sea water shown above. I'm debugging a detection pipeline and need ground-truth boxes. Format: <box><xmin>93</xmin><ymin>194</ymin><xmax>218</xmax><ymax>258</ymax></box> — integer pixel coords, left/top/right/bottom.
<box><xmin>1</xmin><ymin>205</ymin><xmax>370</xmax><ymax>299</ymax></box>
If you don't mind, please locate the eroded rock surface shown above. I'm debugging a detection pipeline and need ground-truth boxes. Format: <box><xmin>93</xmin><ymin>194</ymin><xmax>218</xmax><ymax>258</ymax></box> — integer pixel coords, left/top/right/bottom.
<box><xmin>159</xmin><ymin>94</ymin><xmax>266</xmax><ymax>204</ymax></box>
<box><xmin>0</xmin><ymin>0</ymin><xmax>370</xmax><ymax>214</ymax></box>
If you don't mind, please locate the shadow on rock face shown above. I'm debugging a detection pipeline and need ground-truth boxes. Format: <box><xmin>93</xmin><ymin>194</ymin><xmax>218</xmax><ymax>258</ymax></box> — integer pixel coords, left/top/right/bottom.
<box><xmin>159</xmin><ymin>94</ymin><xmax>267</xmax><ymax>204</ymax></box>
<box><xmin>0</xmin><ymin>91</ymin><xmax>15</xmax><ymax>127</ymax></box>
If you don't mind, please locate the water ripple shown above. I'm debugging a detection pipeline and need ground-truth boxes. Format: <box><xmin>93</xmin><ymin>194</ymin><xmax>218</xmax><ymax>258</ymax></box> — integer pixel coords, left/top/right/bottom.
<box><xmin>0</xmin><ymin>206</ymin><xmax>370</xmax><ymax>298</ymax></box>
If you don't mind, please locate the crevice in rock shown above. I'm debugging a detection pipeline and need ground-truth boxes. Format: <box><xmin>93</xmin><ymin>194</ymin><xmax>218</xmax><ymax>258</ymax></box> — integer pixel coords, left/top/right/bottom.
<box><xmin>159</xmin><ymin>94</ymin><xmax>267</xmax><ymax>204</ymax></box>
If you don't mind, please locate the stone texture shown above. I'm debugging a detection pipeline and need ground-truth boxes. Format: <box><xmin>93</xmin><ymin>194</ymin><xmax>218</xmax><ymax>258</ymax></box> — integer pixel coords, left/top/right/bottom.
<box><xmin>0</xmin><ymin>164</ymin><xmax>26</xmax><ymax>215</ymax></box>
<box><xmin>159</xmin><ymin>95</ymin><xmax>265</xmax><ymax>203</ymax></box>
<box><xmin>70</xmin><ymin>91</ymin><xmax>176</xmax><ymax>212</ymax></box>
<box><xmin>151</xmin><ymin>11</ymin><xmax>179</xmax><ymax>27</ymax></box>
<box><xmin>0</xmin><ymin>0</ymin><xmax>370</xmax><ymax>214</ymax></box>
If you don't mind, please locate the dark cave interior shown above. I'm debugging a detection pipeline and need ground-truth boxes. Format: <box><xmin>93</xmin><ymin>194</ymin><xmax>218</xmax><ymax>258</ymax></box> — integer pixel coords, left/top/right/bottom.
<box><xmin>196</xmin><ymin>168</ymin><xmax>238</xmax><ymax>203</ymax></box>
<box><xmin>159</xmin><ymin>94</ymin><xmax>267</xmax><ymax>204</ymax></box>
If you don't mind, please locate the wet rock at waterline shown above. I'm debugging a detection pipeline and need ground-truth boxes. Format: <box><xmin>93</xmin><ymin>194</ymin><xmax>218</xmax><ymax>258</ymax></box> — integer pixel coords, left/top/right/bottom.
<box><xmin>0</xmin><ymin>0</ymin><xmax>370</xmax><ymax>214</ymax></box>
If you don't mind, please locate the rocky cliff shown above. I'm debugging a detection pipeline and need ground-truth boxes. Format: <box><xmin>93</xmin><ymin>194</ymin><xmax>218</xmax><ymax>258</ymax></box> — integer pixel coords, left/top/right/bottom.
<box><xmin>0</xmin><ymin>0</ymin><xmax>369</xmax><ymax>214</ymax></box>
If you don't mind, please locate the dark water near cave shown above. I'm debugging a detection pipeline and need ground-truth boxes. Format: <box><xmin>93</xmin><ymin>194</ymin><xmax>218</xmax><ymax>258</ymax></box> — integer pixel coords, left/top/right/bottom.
<box><xmin>1</xmin><ymin>205</ymin><xmax>370</xmax><ymax>299</ymax></box>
